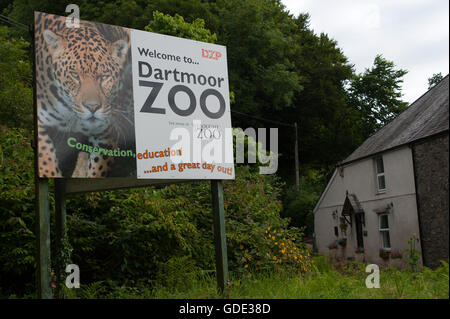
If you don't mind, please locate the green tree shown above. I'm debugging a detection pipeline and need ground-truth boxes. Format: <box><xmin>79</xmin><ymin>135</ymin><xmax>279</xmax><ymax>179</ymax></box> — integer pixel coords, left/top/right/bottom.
<box><xmin>348</xmin><ymin>54</ymin><xmax>408</xmax><ymax>138</ymax></box>
<box><xmin>210</xmin><ymin>0</ymin><xmax>303</xmax><ymax>117</ymax></box>
<box><xmin>146</xmin><ymin>10</ymin><xmax>217</xmax><ymax>43</ymax></box>
<box><xmin>0</xmin><ymin>0</ymin><xmax>14</xmax><ymax>13</ymax></box>
<box><xmin>281</xmin><ymin>169</ymin><xmax>326</xmax><ymax>235</ymax></box>
<box><xmin>273</xmin><ymin>15</ymin><xmax>358</xmax><ymax>170</ymax></box>
<box><xmin>0</xmin><ymin>26</ymin><xmax>32</xmax><ymax>129</ymax></box>
<box><xmin>428</xmin><ymin>72</ymin><xmax>443</xmax><ymax>89</ymax></box>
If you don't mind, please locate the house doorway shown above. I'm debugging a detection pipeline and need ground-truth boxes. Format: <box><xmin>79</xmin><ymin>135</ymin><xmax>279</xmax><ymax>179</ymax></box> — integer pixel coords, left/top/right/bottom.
<box><xmin>355</xmin><ymin>213</ymin><xmax>364</xmax><ymax>248</ymax></box>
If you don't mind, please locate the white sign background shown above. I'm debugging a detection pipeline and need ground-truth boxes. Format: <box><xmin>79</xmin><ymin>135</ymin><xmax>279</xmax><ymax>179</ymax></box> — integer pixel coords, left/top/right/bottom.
<box><xmin>130</xmin><ymin>30</ymin><xmax>234</xmax><ymax>179</ymax></box>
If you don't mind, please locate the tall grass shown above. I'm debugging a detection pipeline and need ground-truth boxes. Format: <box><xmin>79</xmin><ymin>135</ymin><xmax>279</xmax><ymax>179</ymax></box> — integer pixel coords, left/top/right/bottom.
<box><xmin>62</xmin><ymin>256</ymin><xmax>449</xmax><ymax>299</ymax></box>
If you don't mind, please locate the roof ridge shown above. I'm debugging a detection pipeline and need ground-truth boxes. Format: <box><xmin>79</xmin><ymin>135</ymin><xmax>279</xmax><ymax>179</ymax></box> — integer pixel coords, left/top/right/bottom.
<box><xmin>359</xmin><ymin>74</ymin><xmax>449</xmax><ymax>143</ymax></box>
<box><xmin>340</xmin><ymin>75</ymin><xmax>449</xmax><ymax>165</ymax></box>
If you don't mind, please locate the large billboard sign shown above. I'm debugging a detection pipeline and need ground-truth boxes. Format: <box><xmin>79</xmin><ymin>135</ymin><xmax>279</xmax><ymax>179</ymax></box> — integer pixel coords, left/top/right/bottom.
<box><xmin>34</xmin><ymin>12</ymin><xmax>234</xmax><ymax>180</ymax></box>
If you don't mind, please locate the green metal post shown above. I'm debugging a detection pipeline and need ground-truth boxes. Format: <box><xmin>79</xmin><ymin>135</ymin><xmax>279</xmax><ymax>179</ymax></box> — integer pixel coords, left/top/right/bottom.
<box><xmin>55</xmin><ymin>179</ymin><xmax>68</xmax><ymax>298</ymax></box>
<box><xmin>31</xmin><ymin>22</ymin><xmax>52</xmax><ymax>299</ymax></box>
<box><xmin>36</xmin><ymin>179</ymin><xmax>52</xmax><ymax>299</ymax></box>
<box><xmin>211</xmin><ymin>180</ymin><xmax>229</xmax><ymax>294</ymax></box>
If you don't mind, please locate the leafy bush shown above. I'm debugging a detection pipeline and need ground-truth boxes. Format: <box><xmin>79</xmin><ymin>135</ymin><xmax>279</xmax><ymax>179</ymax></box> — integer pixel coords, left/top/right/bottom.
<box><xmin>406</xmin><ymin>234</ymin><xmax>421</xmax><ymax>271</ymax></box>
<box><xmin>281</xmin><ymin>170</ymin><xmax>326</xmax><ymax>235</ymax></box>
<box><xmin>65</xmin><ymin>165</ymin><xmax>312</xmax><ymax>285</ymax></box>
<box><xmin>0</xmin><ymin>126</ymin><xmax>36</xmax><ymax>295</ymax></box>
<box><xmin>0</xmin><ymin>26</ymin><xmax>33</xmax><ymax>129</ymax></box>
<box><xmin>153</xmin><ymin>255</ymin><xmax>203</xmax><ymax>292</ymax></box>
<box><xmin>66</xmin><ymin>185</ymin><xmax>208</xmax><ymax>285</ymax></box>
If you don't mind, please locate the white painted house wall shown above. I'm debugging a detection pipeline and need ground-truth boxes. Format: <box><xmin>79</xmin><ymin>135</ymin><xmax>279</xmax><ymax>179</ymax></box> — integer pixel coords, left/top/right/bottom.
<box><xmin>314</xmin><ymin>146</ymin><xmax>422</xmax><ymax>267</ymax></box>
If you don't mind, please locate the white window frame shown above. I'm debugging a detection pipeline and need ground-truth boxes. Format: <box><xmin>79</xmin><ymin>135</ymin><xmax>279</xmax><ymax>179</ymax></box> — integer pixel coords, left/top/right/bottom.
<box><xmin>375</xmin><ymin>156</ymin><xmax>386</xmax><ymax>193</ymax></box>
<box><xmin>379</xmin><ymin>213</ymin><xmax>391</xmax><ymax>250</ymax></box>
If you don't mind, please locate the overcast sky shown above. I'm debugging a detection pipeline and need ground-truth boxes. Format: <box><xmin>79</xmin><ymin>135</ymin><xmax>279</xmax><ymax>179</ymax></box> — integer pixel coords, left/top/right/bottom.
<box><xmin>281</xmin><ymin>0</ymin><xmax>449</xmax><ymax>104</ymax></box>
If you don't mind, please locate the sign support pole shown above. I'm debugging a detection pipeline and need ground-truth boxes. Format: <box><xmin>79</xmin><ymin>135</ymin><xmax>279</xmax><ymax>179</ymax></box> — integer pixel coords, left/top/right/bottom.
<box><xmin>36</xmin><ymin>179</ymin><xmax>52</xmax><ymax>299</ymax></box>
<box><xmin>32</xmin><ymin>22</ymin><xmax>52</xmax><ymax>299</ymax></box>
<box><xmin>55</xmin><ymin>179</ymin><xmax>68</xmax><ymax>298</ymax></box>
<box><xmin>211</xmin><ymin>180</ymin><xmax>229</xmax><ymax>294</ymax></box>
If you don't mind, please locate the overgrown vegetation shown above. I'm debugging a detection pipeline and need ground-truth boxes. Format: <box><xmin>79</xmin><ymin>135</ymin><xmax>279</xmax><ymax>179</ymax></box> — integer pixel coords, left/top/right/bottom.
<box><xmin>0</xmin><ymin>26</ymin><xmax>33</xmax><ymax>129</ymax></box>
<box><xmin>56</xmin><ymin>257</ymin><xmax>449</xmax><ymax>299</ymax></box>
<box><xmin>281</xmin><ymin>171</ymin><xmax>326</xmax><ymax>235</ymax></box>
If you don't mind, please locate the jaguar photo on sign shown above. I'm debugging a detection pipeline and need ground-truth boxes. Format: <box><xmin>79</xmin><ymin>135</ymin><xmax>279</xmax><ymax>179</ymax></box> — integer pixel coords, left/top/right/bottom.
<box><xmin>34</xmin><ymin>12</ymin><xmax>234</xmax><ymax>180</ymax></box>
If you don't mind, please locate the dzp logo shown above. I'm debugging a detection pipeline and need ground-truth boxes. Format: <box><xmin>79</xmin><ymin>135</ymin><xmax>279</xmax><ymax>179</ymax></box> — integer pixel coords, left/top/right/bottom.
<box><xmin>202</xmin><ymin>48</ymin><xmax>222</xmax><ymax>60</ymax></box>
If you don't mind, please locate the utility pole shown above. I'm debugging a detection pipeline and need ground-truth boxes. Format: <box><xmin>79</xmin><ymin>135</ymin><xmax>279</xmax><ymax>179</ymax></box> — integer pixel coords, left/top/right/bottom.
<box><xmin>294</xmin><ymin>122</ymin><xmax>299</xmax><ymax>191</ymax></box>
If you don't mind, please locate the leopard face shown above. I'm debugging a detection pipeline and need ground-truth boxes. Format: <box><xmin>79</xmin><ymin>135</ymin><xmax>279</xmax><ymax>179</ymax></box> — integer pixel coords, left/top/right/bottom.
<box><xmin>35</xmin><ymin>13</ymin><xmax>135</xmax><ymax>178</ymax></box>
<box><xmin>40</xmin><ymin>25</ymin><xmax>129</xmax><ymax>136</ymax></box>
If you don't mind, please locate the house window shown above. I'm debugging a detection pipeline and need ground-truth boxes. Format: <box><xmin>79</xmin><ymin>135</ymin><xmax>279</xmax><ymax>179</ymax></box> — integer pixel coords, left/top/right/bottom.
<box><xmin>375</xmin><ymin>156</ymin><xmax>386</xmax><ymax>192</ymax></box>
<box><xmin>379</xmin><ymin>214</ymin><xmax>391</xmax><ymax>249</ymax></box>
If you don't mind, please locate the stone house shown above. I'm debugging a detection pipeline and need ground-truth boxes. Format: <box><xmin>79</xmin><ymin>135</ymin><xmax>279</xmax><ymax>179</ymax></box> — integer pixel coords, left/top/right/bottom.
<box><xmin>313</xmin><ymin>75</ymin><xmax>449</xmax><ymax>268</ymax></box>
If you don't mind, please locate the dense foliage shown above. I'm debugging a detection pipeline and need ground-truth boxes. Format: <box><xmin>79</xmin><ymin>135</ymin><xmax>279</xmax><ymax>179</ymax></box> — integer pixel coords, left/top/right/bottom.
<box><xmin>348</xmin><ymin>54</ymin><xmax>409</xmax><ymax>138</ymax></box>
<box><xmin>0</xmin><ymin>26</ymin><xmax>33</xmax><ymax>129</ymax></box>
<box><xmin>282</xmin><ymin>170</ymin><xmax>327</xmax><ymax>235</ymax></box>
<box><xmin>0</xmin><ymin>126</ymin><xmax>36</xmax><ymax>294</ymax></box>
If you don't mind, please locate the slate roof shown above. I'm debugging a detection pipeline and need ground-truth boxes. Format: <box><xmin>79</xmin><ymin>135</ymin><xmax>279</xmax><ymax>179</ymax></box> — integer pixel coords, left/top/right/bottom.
<box><xmin>341</xmin><ymin>75</ymin><xmax>449</xmax><ymax>165</ymax></box>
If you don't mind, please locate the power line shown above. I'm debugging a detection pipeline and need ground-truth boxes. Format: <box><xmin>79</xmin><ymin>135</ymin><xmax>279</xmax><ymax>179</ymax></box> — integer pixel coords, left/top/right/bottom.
<box><xmin>0</xmin><ymin>13</ymin><xmax>29</xmax><ymax>30</ymax></box>
<box><xmin>0</xmin><ymin>14</ymin><xmax>28</xmax><ymax>29</ymax></box>
<box><xmin>231</xmin><ymin>109</ymin><xmax>300</xmax><ymax>189</ymax></box>
<box><xmin>231</xmin><ymin>110</ymin><xmax>295</xmax><ymax>128</ymax></box>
